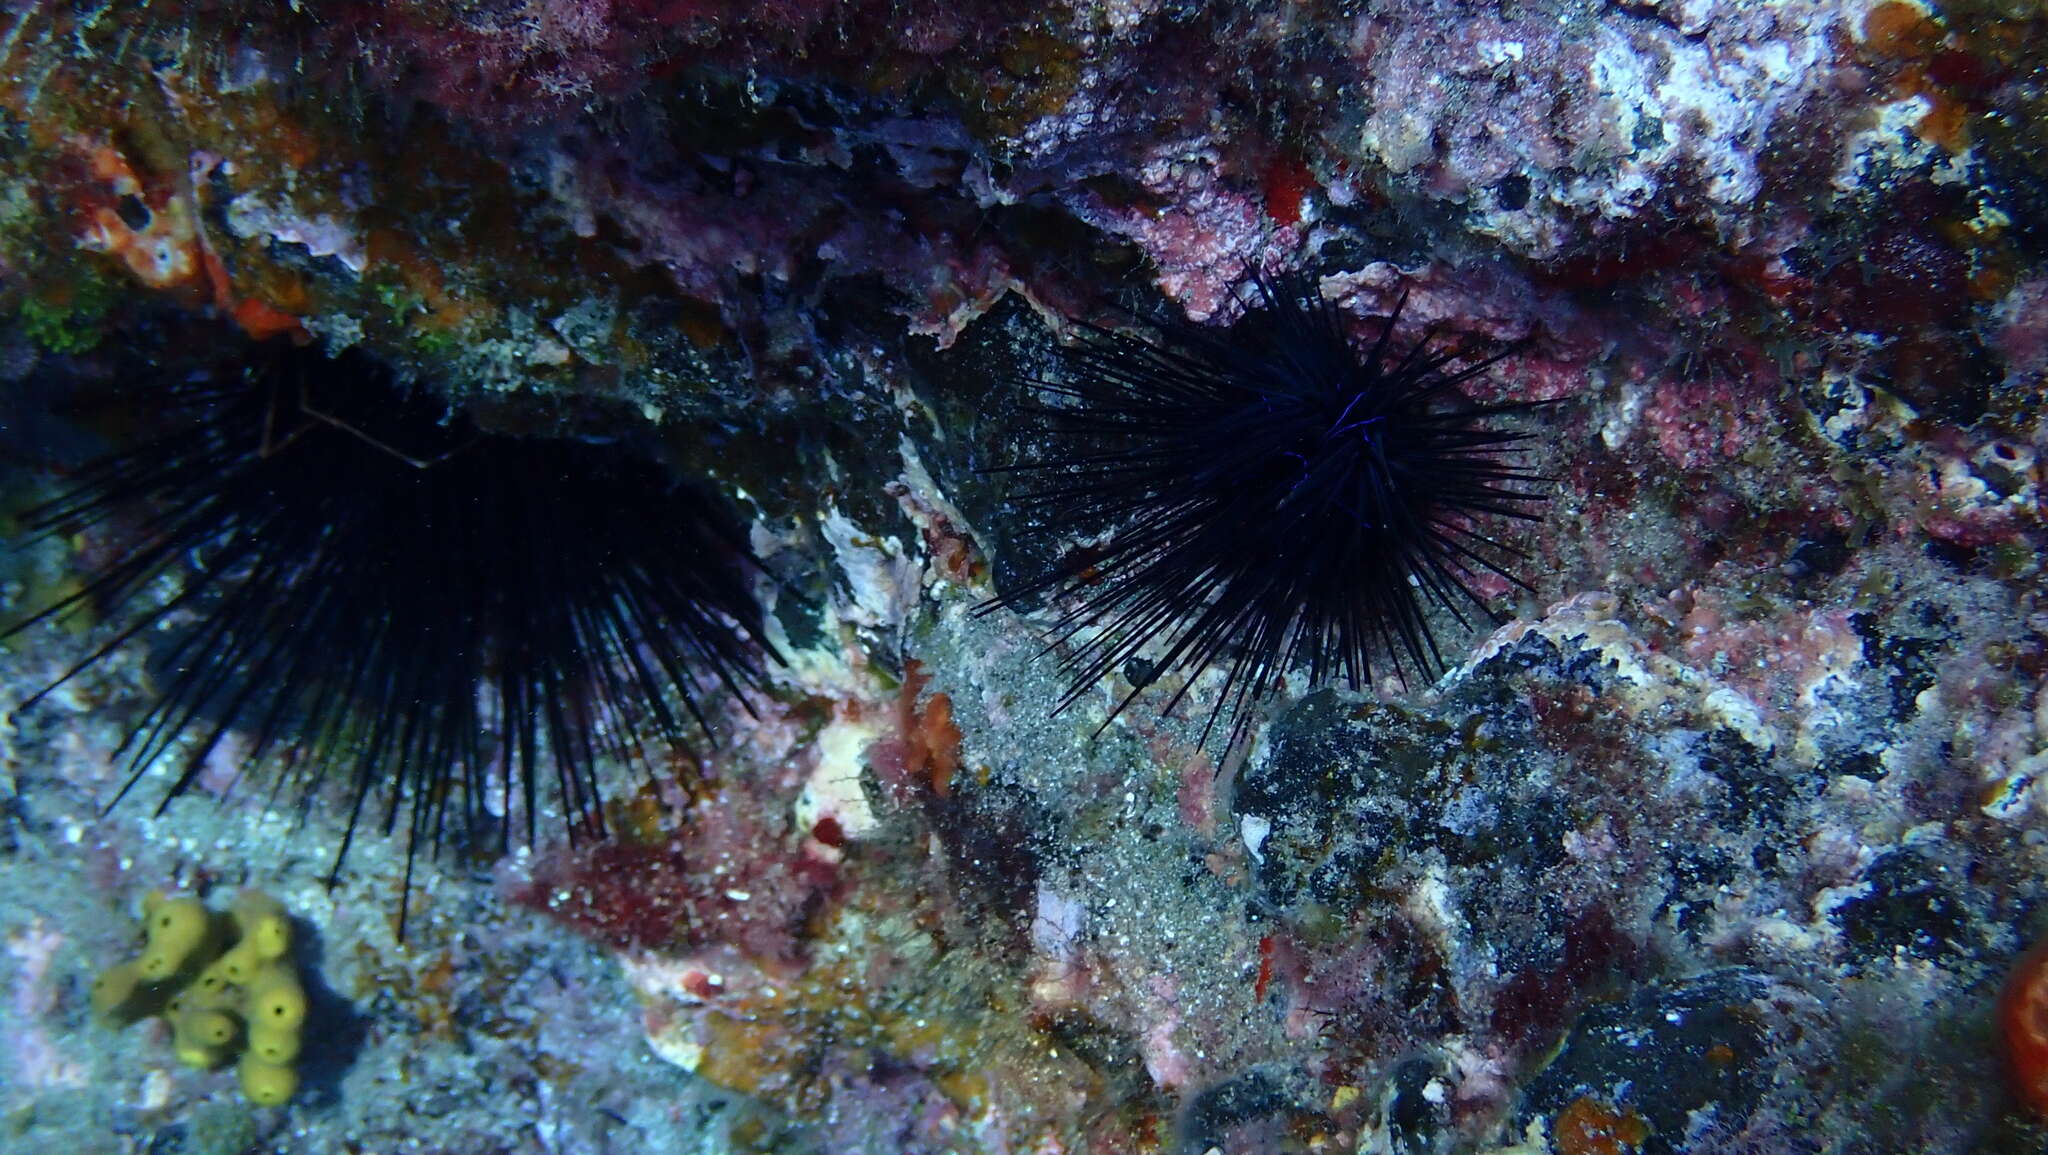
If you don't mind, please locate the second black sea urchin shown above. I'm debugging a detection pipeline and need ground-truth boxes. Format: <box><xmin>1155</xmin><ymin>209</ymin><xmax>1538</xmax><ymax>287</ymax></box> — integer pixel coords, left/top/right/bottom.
<box><xmin>982</xmin><ymin>276</ymin><xmax>1549</xmax><ymax>746</ymax></box>
<box><xmin>4</xmin><ymin>341</ymin><xmax>780</xmax><ymax>926</ymax></box>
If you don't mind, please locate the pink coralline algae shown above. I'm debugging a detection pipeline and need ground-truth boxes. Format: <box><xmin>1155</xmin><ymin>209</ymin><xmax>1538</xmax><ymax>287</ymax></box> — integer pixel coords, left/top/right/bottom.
<box><xmin>514</xmin><ymin>711</ymin><xmax>842</xmax><ymax>961</ymax></box>
<box><xmin>1914</xmin><ymin>437</ymin><xmax>2041</xmax><ymax>551</ymax></box>
<box><xmin>1675</xmin><ymin>596</ymin><xmax>1864</xmax><ymax>723</ymax></box>
<box><xmin>1994</xmin><ymin>276</ymin><xmax>2048</xmax><ymax>381</ymax></box>
<box><xmin>5</xmin><ymin>921</ymin><xmax>88</xmax><ymax>1099</ymax></box>
<box><xmin>320</xmin><ymin>0</ymin><xmax>928</xmax><ymax>126</ymax></box>
<box><xmin>1339</xmin><ymin>0</ymin><xmax>1850</xmax><ymax>254</ymax></box>
<box><xmin>1642</xmin><ymin>376</ymin><xmax>1763</xmax><ymax>470</ymax></box>
<box><xmin>1064</xmin><ymin>142</ymin><xmax>1300</xmax><ymax>321</ymax></box>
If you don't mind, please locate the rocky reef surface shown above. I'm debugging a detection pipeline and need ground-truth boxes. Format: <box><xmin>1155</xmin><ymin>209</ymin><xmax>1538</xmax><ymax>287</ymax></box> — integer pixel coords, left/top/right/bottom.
<box><xmin>1</xmin><ymin>1</ymin><xmax>2046</xmax><ymax>1152</ymax></box>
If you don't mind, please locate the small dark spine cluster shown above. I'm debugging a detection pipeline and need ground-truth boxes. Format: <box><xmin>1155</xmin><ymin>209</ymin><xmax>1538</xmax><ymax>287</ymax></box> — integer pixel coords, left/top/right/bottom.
<box><xmin>981</xmin><ymin>277</ymin><xmax>1547</xmax><ymax>746</ymax></box>
<box><xmin>6</xmin><ymin>343</ymin><xmax>778</xmax><ymax>927</ymax></box>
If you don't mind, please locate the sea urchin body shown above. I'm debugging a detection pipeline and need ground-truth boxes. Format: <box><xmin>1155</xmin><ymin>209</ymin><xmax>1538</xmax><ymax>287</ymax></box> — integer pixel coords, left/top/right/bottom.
<box><xmin>982</xmin><ymin>277</ymin><xmax>1548</xmax><ymax>746</ymax></box>
<box><xmin>5</xmin><ymin>342</ymin><xmax>779</xmax><ymax>927</ymax></box>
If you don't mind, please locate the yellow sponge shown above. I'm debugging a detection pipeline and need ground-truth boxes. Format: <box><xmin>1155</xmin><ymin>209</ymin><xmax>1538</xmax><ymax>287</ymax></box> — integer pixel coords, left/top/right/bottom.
<box><xmin>244</xmin><ymin>963</ymin><xmax>307</xmax><ymax>1032</ymax></box>
<box><xmin>169</xmin><ymin>1005</ymin><xmax>240</xmax><ymax>1067</ymax></box>
<box><xmin>95</xmin><ymin>889</ymin><xmax>313</xmax><ymax>1107</ymax></box>
<box><xmin>238</xmin><ymin>1057</ymin><xmax>298</xmax><ymax>1107</ymax></box>
<box><xmin>171</xmin><ymin>1006</ymin><xmax>238</xmax><ymax>1046</ymax></box>
<box><xmin>174</xmin><ymin>1038</ymin><xmax>226</xmax><ymax>1071</ymax></box>
<box><xmin>231</xmin><ymin>892</ymin><xmax>292</xmax><ymax>961</ymax></box>
<box><xmin>207</xmin><ymin>939</ymin><xmax>264</xmax><ymax>986</ymax></box>
<box><xmin>89</xmin><ymin>960</ymin><xmax>148</xmax><ymax>1023</ymax></box>
<box><xmin>245</xmin><ymin>1023</ymin><xmax>301</xmax><ymax>1065</ymax></box>
<box><xmin>184</xmin><ymin>959</ymin><xmax>242</xmax><ymax>1008</ymax></box>
<box><xmin>136</xmin><ymin>894</ymin><xmax>213</xmax><ymax>980</ymax></box>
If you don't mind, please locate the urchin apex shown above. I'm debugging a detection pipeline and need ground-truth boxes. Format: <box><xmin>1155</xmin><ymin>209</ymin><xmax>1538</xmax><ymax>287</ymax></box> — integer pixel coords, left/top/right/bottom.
<box><xmin>981</xmin><ymin>275</ymin><xmax>1549</xmax><ymax>747</ymax></box>
<box><xmin>4</xmin><ymin>341</ymin><xmax>781</xmax><ymax>931</ymax></box>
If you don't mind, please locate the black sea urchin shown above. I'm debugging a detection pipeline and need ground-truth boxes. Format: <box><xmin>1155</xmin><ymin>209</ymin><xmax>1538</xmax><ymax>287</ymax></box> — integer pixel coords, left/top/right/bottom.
<box><xmin>982</xmin><ymin>277</ymin><xmax>1548</xmax><ymax>746</ymax></box>
<box><xmin>5</xmin><ymin>342</ymin><xmax>778</xmax><ymax>925</ymax></box>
